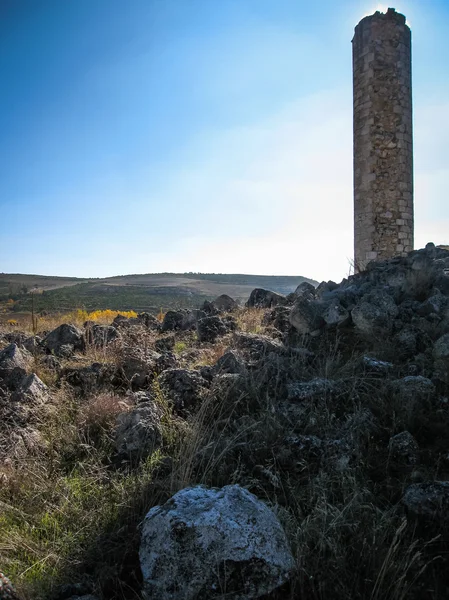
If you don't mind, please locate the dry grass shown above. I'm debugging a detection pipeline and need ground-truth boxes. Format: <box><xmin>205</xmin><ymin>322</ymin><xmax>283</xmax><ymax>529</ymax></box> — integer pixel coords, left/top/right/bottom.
<box><xmin>1</xmin><ymin>305</ymin><xmax>449</xmax><ymax>599</ymax></box>
<box><xmin>235</xmin><ymin>307</ymin><xmax>266</xmax><ymax>334</ymax></box>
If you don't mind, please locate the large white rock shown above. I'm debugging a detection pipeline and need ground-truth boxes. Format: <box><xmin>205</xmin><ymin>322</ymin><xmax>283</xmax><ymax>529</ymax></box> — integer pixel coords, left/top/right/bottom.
<box><xmin>139</xmin><ymin>484</ymin><xmax>295</xmax><ymax>600</ymax></box>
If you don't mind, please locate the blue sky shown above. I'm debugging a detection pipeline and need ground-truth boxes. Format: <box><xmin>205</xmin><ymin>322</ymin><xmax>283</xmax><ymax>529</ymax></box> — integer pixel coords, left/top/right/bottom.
<box><xmin>1</xmin><ymin>0</ymin><xmax>448</xmax><ymax>282</ymax></box>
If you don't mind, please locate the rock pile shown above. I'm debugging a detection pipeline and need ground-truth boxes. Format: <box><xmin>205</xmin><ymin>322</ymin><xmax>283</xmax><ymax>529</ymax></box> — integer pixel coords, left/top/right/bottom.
<box><xmin>3</xmin><ymin>244</ymin><xmax>449</xmax><ymax>599</ymax></box>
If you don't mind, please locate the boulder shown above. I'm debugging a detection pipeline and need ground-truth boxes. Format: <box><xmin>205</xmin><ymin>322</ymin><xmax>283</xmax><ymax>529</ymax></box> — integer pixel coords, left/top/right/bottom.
<box><xmin>161</xmin><ymin>310</ymin><xmax>186</xmax><ymax>332</ymax></box>
<box><xmin>136</xmin><ymin>312</ymin><xmax>161</xmax><ymax>331</ymax></box>
<box><xmin>42</xmin><ymin>355</ymin><xmax>62</xmax><ymax>371</ymax></box>
<box><xmin>0</xmin><ymin>572</ymin><xmax>19</xmax><ymax>600</ymax></box>
<box><xmin>234</xmin><ymin>332</ymin><xmax>284</xmax><ymax>359</ymax></box>
<box><xmin>0</xmin><ymin>343</ymin><xmax>31</xmax><ymax>389</ymax></box>
<box><xmin>161</xmin><ymin>310</ymin><xmax>205</xmax><ymax>333</ymax></box>
<box><xmin>158</xmin><ymin>369</ymin><xmax>208</xmax><ymax>414</ymax></box>
<box><xmin>417</xmin><ymin>293</ymin><xmax>448</xmax><ymax>318</ymax></box>
<box><xmin>394</xmin><ymin>326</ymin><xmax>418</xmax><ymax>360</ymax></box>
<box><xmin>197</xmin><ymin>316</ymin><xmax>228</xmax><ymax>343</ymax></box>
<box><xmin>42</xmin><ymin>324</ymin><xmax>85</xmax><ymax>357</ymax></box>
<box><xmin>208</xmin><ymin>373</ymin><xmax>248</xmax><ymax>412</ymax></box>
<box><xmin>155</xmin><ymin>335</ymin><xmax>176</xmax><ymax>353</ymax></box>
<box><xmin>262</xmin><ymin>306</ymin><xmax>291</xmax><ymax>333</ymax></box>
<box><xmin>433</xmin><ymin>333</ymin><xmax>449</xmax><ymax>383</ymax></box>
<box><xmin>321</xmin><ymin>300</ymin><xmax>350</xmax><ymax>328</ymax></box>
<box><xmin>115</xmin><ymin>402</ymin><xmax>163</xmax><ymax>459</ymax></box>
<box><xmin>139</xmin><ymin>485</ymin><xmax>294</xmax><ymax>600</ymax></box>
<box><xmin>361</xmin><ymin>356</ymin><xmax>393</xmax><ymax>375</ymax></box>
<box><xmin>119</xmin><ymin>349</ymin><xmax>161</xmax><ymax>390</ymax></box>
<box><xmin>62</xmin><ymin>363</ymin><xmax>115</xmax><ymax>396</ymax></box>
<box><xmin>112</xmin><ymin>314</ymin><xmax>131</xmax><ymax>328</ymax></box>
<box><xmin>204</xmin><ymin>295</ymin><xmax>238</xmax><ymax>314</ymax></box>
<box><xmin>246</xmin><ymin>288</ymin><xmax>287</xmax><ymax>309</ymax></box>
<box><xmin>391</xmin><ymin>376</ymin><xmax>435</xmax><ymax>404</ymax></box>
<box><xmin>351</xmin><ymin>290</ymin><xmax>398</xmax><ymax>335</ymax></box>
<box><xmin>222</xmin><ymin>315</ymin><xmax>238</xmax><ymax>332</ymax></box>
<box><xmin>155</xmin><ymin>351</ymin><xmax>179</xmax><ymax>373</ymax></box>
<box><xmin>293</xmin><ymin>281</ymin><xmax>317</xmax><ymax>297</ymax></box>
<box><xmin>433</xmin><ymin>333</ymin><xmax>449</xmax><ymax>360</ymax></box>
<box><xmin>181</xmin><ymin>310</ymin><xmax>207</xmax><ymax>331</ymax></box>
<box><xmin>388</xmin><ymin>431</ymin><xmax>419</xmax><ymax>466</ymax></box>
<box><xmin>287</xmin><ymin>378</ymin><xmax>338</xmax><ymax>401</ymax></box>
<box><xmin>85</xmin><ymin>325</ymin><xmax>119</xmax><ymax>347</ymax></box>
<box><xmin>212</xmin><ymin>350</ymin><xmax>246</xmax><ymax>376</ymax></box>
<box><xmin>3</xmin><ymin>331</ymin><xmax>28</xmax><ymax>346</ymax></box>
<box><xmin>403</xmin><ymin>481</ymin><xmax>449</xmax><ymax>521</ymax></box>
<box><xmin>22</xmin><ymin>335</ymin><xmax>43</xmax><ymax>354</ymax></box>
<box><xmin>289</xmin><ymin>294</ymin><xmax>324</xmax><ymax>335</ymax></box>
<box><xmin>12</xmin><ymin>373</ymin><xmax>49</xmax><ymax>404</ymax></box>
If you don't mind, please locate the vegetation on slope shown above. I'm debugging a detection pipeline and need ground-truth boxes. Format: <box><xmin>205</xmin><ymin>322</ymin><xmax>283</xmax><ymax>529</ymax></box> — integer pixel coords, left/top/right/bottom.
<box><xmin>0</xmin><ymin>303</ymin><xmax>448</xmax><ymax>599</ymax></box>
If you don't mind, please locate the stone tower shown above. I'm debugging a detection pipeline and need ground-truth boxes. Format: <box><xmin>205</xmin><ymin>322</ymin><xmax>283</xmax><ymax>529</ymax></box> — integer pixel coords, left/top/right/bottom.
<box><xmin>352</xmin><ymin>8</ymin><xmax>413</xmax><ymax>269</ymax></box>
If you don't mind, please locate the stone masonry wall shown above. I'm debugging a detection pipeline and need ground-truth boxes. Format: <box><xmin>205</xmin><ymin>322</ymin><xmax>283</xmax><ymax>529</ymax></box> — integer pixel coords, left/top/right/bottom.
<box><xmin>352</xmin><ymin>8</ymin><xmax>413</xmax><ymax>269</ymax></box>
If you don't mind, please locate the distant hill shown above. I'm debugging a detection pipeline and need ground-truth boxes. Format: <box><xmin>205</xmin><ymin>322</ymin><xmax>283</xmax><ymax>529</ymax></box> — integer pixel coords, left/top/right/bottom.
<box><xmin>0</xmin><ymin>271</ymin><xmax>318</xmax><ymax>315</ymax></box>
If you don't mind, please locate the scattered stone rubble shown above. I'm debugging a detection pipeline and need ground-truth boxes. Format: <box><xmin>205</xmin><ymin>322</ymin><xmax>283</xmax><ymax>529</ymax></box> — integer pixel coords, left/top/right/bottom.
<box><xmin>2</xmin><ymin>243</ymin><xmax>449</xmax><ymax>598</ymax></box>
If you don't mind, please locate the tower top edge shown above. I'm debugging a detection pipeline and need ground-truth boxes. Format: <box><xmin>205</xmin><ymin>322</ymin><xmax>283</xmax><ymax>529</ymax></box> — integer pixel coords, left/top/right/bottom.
<box><xmin>354</xmin><ymin>7</ymin><xmax>409</xmax><ymax>31</ymax></box>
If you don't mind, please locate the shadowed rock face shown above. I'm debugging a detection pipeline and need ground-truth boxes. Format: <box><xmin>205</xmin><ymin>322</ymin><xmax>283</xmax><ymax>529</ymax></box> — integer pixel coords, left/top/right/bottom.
<box><xmin>287</xmin><ymin>244</ymin><xmax>449</xmax><ymax>342</ymax></box>
<box><xmin>246</xmin><ymin>288</ymin><xmax>288</xmax><ymax>309</ymax></box>
<box><xmin>42</xmin><ymin>323</ymin><xmax>85</xmax><ymax>357</ymax></box>
<box><xmin>139</xmin><ymin>485</ymin><xmax>294</xmax><ymax>600</ymax></box>
<box><xmin>403</xmin><ymin>482</ymin><xmax>449</xmax><ymax>520</ymax></box>
<box><xmin>197</xmin><ymin>316</ymin><xmax>229</xmax><ymax>343</ymax></box>
<box><xmin>0</xmin><ymin>344</ymin><xmax>31</xmax><ymax>390</ymax></box>
<box><xmin>115</xmin><ymin>402</ymin><xmax>163</xmax><ymax>459</ymax></box>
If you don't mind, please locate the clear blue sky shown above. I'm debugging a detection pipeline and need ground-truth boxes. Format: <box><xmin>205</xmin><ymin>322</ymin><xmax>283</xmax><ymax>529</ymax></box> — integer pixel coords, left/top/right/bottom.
<box><xmin>1</xmin><ymin>0</ymin><xmax>448</xmax><ymax>282</ymax></box>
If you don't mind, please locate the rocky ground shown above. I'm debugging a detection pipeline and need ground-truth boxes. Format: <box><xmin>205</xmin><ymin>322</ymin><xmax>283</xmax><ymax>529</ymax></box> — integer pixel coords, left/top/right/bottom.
<box><xmin>1</xmin><ymin>243</ymin><xmax>449</xmax><ymax>599</ymax></box>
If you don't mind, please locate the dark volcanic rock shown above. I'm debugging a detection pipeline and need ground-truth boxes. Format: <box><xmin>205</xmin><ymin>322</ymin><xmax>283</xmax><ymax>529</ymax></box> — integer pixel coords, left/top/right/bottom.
<box><xmin>62</xmin><ymin>363</ymin><xmax>116</xmax><ymax>396</ymax></box>
<box><xmin>137</xmin><ymin>312</ymin><xmax>161</xmax><ymax>331</ymax></box>
<box><xmin>155</xmin><ymin>335</ymin><xmax>176</xmax><ymax>353</ymax></box>
<box><xmin>0</xmin><ymin>344</ymin><xmax>31</xmax><ymax>390</ymax></box>
<box><xmin>161</xmin><ymin>310</ymin><xmax>205</xmax><ymax>333</ymax></box>
<box><xmin>42</xmin><ymin>324</ymin><xmax>85</xmax><ymax>357</ymax></box>
<box><xmin>12</xmin><ymin>373</ymin><xmax>49</xmax><ymax>405</ymax></box>
<box><xmin>115</xmin><ymin>402</ymin><xmax>163</xmax><ymax>459</ymax></box>
<box><xmin>234</xmin><ymin>332</ymin><xmax>284</xmax><ymax>359</ymax></box>
<box><xmin>158</xmin><ymin>368</ymin><xmax>208</xmax><ymax>414</ymax></box>
<box><xmin>85</xmin><ymin>325</ymin><xmax>119</xmax><ymax>347</ymax></box>
<box><xmin>289</xmin><ymin>295</ymin><xmax>324</xmax><ymax>336</ymax></box>
<box><xmin>351</xmin><ymin>290</ymin><xmax>399</xmax><ymax>335</ymax></box>
<box><xmin>403</xmin><ymin>481</ymin><xmax>449</xmax><ymax>521</ymax></box>
<box><xmin>262</xmin><ymin>306</ymin><xmax>292</xmax><ymax>333</ymax></box>
<box><xmin>212</xmin><ymin>350</ymin><xmax>247</xmax><ymax>376</ymax></box>
<box><xmin>246</xmin><ymin>288</ymin><xmax>287</xmax><ymax>309</ymax></box>
<box><xmin>161</xmin><ymin>310</ymin><xmax>185</xmax><ymax>332</ymax></box>
<box><xmin>197</xmin><ymin>316</ymin><xmax>228</xmax><ymax>343</ymax></box>
<box><xmin>388</xmin><ymin>431</ymin><xmax>419</xmax><ymax>466</ymax></box>
<box><xmin>287</xmin><ymin>378</ymin><xmax>338</xmax><ymax>401</ymax></box>
<box><xmin>203</xmin><ymin>294</ymin><xmax>239</xmax><ymax>315</ymax></box>
<box><xmin>119</xmin><ymin>349</ymin><xmax>161</xmax><ymax>390</ymax></box>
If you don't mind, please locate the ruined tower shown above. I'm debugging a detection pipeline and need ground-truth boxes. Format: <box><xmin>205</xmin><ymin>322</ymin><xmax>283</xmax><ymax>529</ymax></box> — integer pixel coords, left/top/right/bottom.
<box><xmin>352</xmin><ymin>8</ymin><xmax>413</xmax><ymax>269</ymax></box>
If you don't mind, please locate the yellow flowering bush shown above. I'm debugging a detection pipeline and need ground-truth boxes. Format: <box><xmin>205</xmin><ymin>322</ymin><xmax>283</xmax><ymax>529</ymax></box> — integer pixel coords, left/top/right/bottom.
<box><xmin>68</xmin><ymin>309</ymin><xmax>138</xmax><ymax>325</ymax></box>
